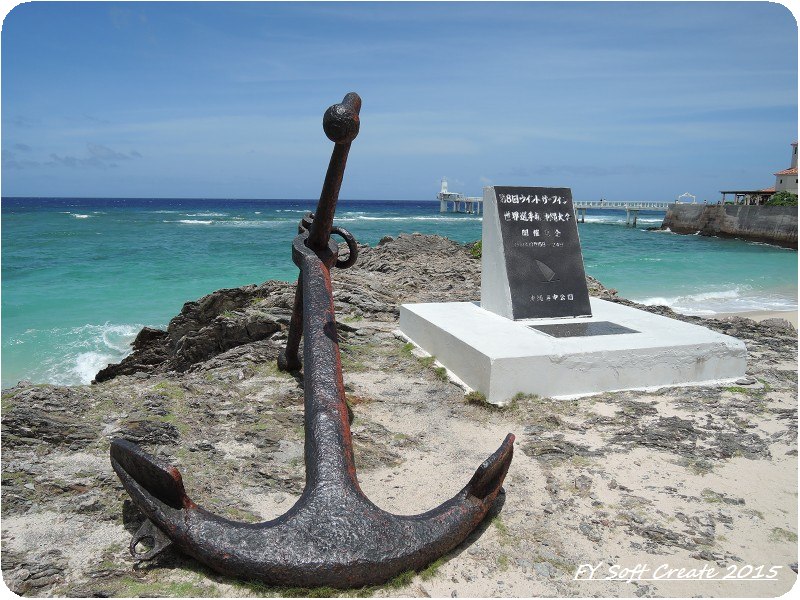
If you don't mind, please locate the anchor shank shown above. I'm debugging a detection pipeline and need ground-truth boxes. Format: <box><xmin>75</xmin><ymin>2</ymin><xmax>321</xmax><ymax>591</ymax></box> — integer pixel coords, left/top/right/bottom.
<box><xmin>299</xmin><ymin>250</ymin><xmax>359</xmax><ymax>491</ymax></box>
<box><xmin>307</xmin><ymin>143</ymin><xmax>351</xmax><ymax>252</ymax></box>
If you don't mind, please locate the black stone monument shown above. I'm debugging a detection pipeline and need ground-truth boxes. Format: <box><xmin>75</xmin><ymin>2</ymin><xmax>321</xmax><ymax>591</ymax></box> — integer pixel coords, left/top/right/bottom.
<box><xmin>491</xmin><ymin>186</ymin><xmax>592</xmax><ymax>319</ymax></box>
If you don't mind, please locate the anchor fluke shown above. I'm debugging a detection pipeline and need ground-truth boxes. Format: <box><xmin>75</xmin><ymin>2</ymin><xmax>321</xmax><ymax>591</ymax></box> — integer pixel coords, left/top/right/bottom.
<box><xmin>110</xmin><ymin>433</ymin><xmax>514</xmax><ymax>588</ymax></box>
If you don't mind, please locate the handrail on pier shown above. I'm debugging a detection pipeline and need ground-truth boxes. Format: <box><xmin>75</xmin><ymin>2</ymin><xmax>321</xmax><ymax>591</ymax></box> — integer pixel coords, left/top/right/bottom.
<box><xmin>573</xmin><ymin>200</ymin><xmax>670</xmax><ymax>211</ymax></box>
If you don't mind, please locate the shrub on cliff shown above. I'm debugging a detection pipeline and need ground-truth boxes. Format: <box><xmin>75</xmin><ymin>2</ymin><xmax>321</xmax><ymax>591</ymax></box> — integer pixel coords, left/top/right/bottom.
<box><xmin>469</xmin><ymin>240</ymin><xmax>482</xmax><ymax>258</ymax></box>
<box><xmin>767</xmin><ymin>191</ymin><xmax>798</xmax><ymax>206</ymax></box>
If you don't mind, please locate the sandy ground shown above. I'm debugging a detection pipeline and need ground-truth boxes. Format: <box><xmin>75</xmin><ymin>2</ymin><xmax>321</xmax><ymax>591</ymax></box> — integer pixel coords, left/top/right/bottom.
<box><xmin>345</xmin><ymin>335</ymin><xmax>800</xmax><ymax>598</ymax></box>
<box><xmin>7</xmin><ymin>315</ymin><xmax>796</xmax><ymax>598</ymax></box>
<box><xmin>711</xmin><ymin>310</ymin><xmax>798</xmax><ymax>328</ymax></box>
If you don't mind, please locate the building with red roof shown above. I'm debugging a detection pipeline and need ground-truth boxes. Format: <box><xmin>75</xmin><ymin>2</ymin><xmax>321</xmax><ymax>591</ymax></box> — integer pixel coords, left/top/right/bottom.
<box><xmin>773</xmin><ymin>141</ymin><xmax>798</xmax><ymax>194</ymax></box>
<box><xmin>720</xmin><ymin>141</ymin><xmax>798</xmax><ymax>205</ymax></box>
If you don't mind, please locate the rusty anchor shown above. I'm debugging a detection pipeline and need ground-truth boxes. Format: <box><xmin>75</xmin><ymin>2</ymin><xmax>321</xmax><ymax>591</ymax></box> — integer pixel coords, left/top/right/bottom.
<box><xmin>110</xmin><ymin>92</ymin><xmax>515</xmax><ymax>588</ymax></box>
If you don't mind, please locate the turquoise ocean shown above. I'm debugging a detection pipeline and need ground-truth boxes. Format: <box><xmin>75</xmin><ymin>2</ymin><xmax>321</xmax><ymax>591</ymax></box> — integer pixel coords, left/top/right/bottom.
<box><xmin>2</xmin><ymin>197</ymin><xmax>797</xmax><ymax>389</ymax></box>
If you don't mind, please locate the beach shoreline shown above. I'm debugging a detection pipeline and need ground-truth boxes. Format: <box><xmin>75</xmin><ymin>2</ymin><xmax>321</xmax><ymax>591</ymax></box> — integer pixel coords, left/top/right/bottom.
<box><xmin>5</xmin><ymin>198</ymin><xmax>797</xmax><ymax>388</ymax></box>
<box><xmin>710</xmin><ymin>309</ymin><xmax>798</xmax><ymax>328</ymax></box>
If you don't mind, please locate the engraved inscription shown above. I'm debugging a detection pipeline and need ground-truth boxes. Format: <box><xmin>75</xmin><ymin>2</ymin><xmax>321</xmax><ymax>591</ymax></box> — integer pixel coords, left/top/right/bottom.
<box><xmin>494</xmin><ymin>186</ymin><xmax>592</xmax><ymax>319</ymax></box>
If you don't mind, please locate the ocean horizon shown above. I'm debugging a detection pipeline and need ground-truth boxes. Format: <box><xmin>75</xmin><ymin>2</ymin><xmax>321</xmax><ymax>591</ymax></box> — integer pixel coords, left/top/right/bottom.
<box><xmin>2</xmin><ymin>196</ymin><xmax>797</xmax><ymax>389</ymax></box>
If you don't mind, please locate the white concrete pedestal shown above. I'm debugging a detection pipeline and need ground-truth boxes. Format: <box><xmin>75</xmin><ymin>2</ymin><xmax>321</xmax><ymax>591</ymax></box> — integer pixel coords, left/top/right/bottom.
<box><xmin>399</xmin><ymin>298</ymin><xmax>747</xmax><ymax>404</ymax></box>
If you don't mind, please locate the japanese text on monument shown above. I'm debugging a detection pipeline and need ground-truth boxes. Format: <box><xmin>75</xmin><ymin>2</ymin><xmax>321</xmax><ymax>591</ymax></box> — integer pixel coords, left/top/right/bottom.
<box><xmin>493</xmin><ymin>186</ymin><xmax>592</xmax><ymax>319</ymax></box>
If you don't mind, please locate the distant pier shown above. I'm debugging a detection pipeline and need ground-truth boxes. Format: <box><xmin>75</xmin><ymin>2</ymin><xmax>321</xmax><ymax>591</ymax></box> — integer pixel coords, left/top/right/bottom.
<box><xmin>438</xmin><ymin>178</ymin><xmax>482</xmax><ymax>215</ymax></box>
<box><xmin>573</xmin><ymin>199</ymin><xmax>670</xmax><ymax>227</ymax></box>
<box><xmin>436</xmin><ymin>180</ymin><xmax>671</xmax><ymax>226</ymax></box>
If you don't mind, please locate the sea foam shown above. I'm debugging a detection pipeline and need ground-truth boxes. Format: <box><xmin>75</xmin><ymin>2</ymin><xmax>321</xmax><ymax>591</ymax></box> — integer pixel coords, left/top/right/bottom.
<box><xmin>636</xmin><ymin>288</ymin><xmax>797</xmax><ymax>316</ymax></box>
<box><xmin>15</xmin><ymin>322</ymin><xmax>146</xmax><ymax>387</ymax></box>
<box><xmin>72</xmin><ymin>351</ymin><xmax>117</xmax><ymax>384</ymax></box>
<box><xmin>68</xmin><ymin>323</ymin><xmax>142</xmax><ymax>384</ymax></box>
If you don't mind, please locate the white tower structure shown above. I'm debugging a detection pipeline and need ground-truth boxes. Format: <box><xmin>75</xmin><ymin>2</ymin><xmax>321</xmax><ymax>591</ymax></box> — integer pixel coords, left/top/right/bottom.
<box><xmin>438</xmin><ymin>177</ymin><xmax>462</xmax><ymax>213</ymax></box>
<box><xmin>437</xmin><ymin>177</ymin><xmax>482</xmax><ymax>214</ymax></box>
<box><xmin>774</xmin><ymin>142</ymin><xmax>798</xmax><ymax>194</ymax></box>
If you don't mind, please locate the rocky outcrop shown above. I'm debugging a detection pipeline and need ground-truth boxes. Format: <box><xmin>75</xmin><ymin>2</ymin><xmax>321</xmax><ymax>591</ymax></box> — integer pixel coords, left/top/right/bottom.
<box><xmin>94</xmin><ymin>234</ymin><xmax>620</xmax><ymax>383</ymax></box>
<box><xmin>94</xmin><ymin>282</ymin><xmax>293</xmax><ymax>382</ymax></box>
<box><xmin>662</xmin><ymin>204</ymin><xmax>798</xmax><ymax>248</ymax></box>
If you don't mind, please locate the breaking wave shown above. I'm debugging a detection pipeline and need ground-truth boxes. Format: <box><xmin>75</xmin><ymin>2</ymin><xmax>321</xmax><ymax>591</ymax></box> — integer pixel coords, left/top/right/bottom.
<box><xmin>5</xmin><ymin>322</ymin><xmax>145</xmax><ymax>387</ymax></box>
<box><xmin>635</xmin><ymin>287</ymin><xmax>797</xmax><ymax>316</ymax></box>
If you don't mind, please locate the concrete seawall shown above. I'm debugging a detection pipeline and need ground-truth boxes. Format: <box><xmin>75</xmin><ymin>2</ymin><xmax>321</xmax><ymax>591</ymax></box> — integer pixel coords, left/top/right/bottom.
<box><xmin>662</xmin><ymin>204</ymin><xmax>798</xmax><ymax>249</ymax></box>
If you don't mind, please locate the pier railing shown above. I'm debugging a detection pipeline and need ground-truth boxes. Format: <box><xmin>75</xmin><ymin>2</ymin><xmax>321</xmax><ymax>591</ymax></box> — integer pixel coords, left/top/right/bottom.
<box><xmin>573</xmin><ymin>200</ymin><xmax>669</xmax><ymax>227</ymax></box>
<box><xmin>573</xmin><ymin>200</ymin><xmax>670</xmax><ymax>211</ymax></box>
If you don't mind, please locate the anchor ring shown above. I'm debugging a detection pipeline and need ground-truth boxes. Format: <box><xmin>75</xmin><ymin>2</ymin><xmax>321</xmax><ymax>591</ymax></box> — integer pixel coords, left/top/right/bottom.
<box><xmin>331</xmin><ymin>226</ymin><xmax>358</xmax><ymax>269</ymax></box>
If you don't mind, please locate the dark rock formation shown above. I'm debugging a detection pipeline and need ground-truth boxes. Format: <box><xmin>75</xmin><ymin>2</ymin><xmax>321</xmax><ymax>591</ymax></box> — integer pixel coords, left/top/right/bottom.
<box><xmin>662</xmin><ymin>204</ymin><xmax>798</xmax><ymax>248</ymax></box>
<box><xmin>94</xmin><ymin>282</ymin><xmax>292</xmax><ymax>382</ymax></box>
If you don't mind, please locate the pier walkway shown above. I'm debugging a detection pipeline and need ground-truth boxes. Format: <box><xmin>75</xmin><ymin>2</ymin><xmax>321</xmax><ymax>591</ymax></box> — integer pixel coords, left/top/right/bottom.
<box><xmin>436</xmin><ymin>177</ymin><xmax>672</xmax><ymax>227</ymax></box>
<box><xmin>573</xmin><ymin>200</ymin><xmax>670</xmax><ymax>227</ymax></box>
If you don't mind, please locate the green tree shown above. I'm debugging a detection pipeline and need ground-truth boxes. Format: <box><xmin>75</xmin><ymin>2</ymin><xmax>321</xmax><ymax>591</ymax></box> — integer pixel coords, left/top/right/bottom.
<box><xmin>767</xmin><ymin>191</ymin><xmax>798</xmax><ymax>207</ymax></box>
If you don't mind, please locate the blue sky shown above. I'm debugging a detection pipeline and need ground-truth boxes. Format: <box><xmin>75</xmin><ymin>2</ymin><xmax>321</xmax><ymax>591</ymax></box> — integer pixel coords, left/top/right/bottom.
<box><xmin>2</xmin><ymin>1</ymin><xmax>797</xmax><ymax>201</ymax></box>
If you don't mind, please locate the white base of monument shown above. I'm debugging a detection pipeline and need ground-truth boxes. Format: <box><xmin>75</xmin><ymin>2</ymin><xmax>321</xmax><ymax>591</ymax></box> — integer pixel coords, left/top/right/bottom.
<box><xmin>399</xmin><ymin>298</ymin><xmax>747</xmax><ymax>405</ymax></box>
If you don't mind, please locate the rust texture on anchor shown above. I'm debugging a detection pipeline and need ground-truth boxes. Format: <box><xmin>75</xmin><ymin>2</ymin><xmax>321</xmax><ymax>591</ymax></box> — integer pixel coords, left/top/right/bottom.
<box><xmin>109</xmin><ymin>92</ymin><xmax>515</xmax><ymax>588</ymax></box>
